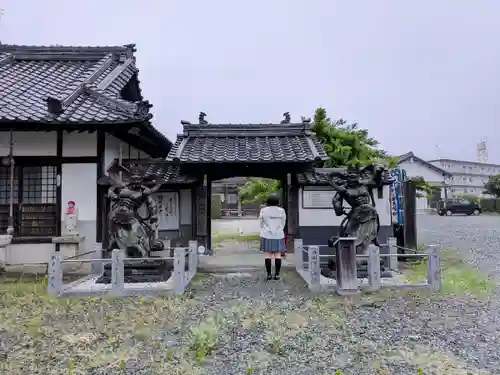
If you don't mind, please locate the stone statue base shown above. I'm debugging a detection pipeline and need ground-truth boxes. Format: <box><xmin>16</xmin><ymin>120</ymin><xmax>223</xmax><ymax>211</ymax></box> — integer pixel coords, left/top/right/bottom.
<box><xmin>321</xmin><ymin>259</ymin><xmax>392</xmax><ymax>279</ymax></box>
<box><xmin>95</xmin><ymin>259</ymin><xmax>173</xmax><ymax>284</ymax></box>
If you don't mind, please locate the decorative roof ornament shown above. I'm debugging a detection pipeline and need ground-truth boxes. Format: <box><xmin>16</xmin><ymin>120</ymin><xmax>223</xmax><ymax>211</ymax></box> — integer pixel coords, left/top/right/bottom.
<box><xmin>134</xmin><ymin>100</ymin><xmax>152</xmax><ymax>118</ymax></box>
<box><xmin>280</xmin><ymin>112</ymin><xmax>291</xmax><ymax>124</ymax></box>
<box><xmin>199</xmin><ymin>112</ymin><xmax>208</xmax><ymax>124</ymax></box>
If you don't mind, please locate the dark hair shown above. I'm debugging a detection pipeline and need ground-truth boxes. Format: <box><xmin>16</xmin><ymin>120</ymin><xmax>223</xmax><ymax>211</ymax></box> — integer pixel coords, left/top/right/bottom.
<box><xmin>266</xmin><ymin>194</ymin><xmax>280</xmax><ymax>207</ymax></box>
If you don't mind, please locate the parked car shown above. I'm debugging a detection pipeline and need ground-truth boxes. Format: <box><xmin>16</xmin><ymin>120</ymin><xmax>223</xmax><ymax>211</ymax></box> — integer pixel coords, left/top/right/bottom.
<box><xmin>437</xmin><ymin>198</ymin><xmax>481</xmax><ymax>216</ymax></box>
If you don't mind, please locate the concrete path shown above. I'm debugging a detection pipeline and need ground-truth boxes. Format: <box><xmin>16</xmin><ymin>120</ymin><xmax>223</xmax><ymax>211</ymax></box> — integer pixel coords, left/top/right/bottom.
<box><xmin>198</xmin><ymin>239</ymin><xmax>296</xmax><ymax>273</ymax></box>
<box><xmin>212</xmin><ymin>218</ymin><xmax>260</xmax><ymax>234</ymax></box>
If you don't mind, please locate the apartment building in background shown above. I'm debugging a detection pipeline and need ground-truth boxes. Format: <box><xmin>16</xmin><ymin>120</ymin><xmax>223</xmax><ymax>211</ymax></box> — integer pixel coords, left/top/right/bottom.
<box><xmin>428</xmin><ymin>158</ymin><xmax>500</xmax><ymax>197</ymax></box>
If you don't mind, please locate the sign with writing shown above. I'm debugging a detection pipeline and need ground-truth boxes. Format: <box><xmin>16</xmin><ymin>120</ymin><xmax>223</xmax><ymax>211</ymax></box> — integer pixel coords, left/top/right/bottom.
<box><xmin>389</xmin><ymin>167</ymin><xmax>406</xmax><ymax>225</ymax></box>
<box><xmin>302</xmin><ymin>190</ymin><xmax>335</xmax><ymax>209</ymax></box>
<box><xmin>390</xmin><ymin>167</ymin><xmax>407</xmax><ymax>183</ymax></box>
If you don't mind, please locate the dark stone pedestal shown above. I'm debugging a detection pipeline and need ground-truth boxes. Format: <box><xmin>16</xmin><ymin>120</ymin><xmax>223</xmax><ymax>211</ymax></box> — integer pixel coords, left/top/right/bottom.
<box><xmin>96</xmin><ymin>259</ymin><xmax>173</xmax><ymax>284</ymax></box>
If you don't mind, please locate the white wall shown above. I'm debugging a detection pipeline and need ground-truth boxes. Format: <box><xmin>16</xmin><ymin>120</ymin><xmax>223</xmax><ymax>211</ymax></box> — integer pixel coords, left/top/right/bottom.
<box><xmin>0</xmin><ymin>131</ymin><xmax>57</xmax><ymax>156</ymax></box>
<box><xmin>299</xmin><ymin>186</ymin><xmax>391</xmax><ymax>227</ymax></box>
<box><xmin>4</xmin><ymin>243</ymin><xmax>56</xmax><ymax>265</ymax></box>
<box><xmin>103</xmin><ymin>134</ymin><xmax>150</xmax><ymax>171</ymax></box>
<box><xmin>61</xmin><ymin>163</ymin><xmax>97</xmax><ymax>221</ymax></box>
<box><xmin>180</xmin><ymin>189</ymin><xmax>192</xmax><ymax>225</ymax></box>
<box><xmin>104</xmin><ymin>133</ymin><xmax>121</xmax><ymax>170</ymax></box>
<box><xmin>154</xmin><ymin>192</ymin><xmax>180</xmax><ymax>230</ymax></box>
<box><xmin>398</xmin><ymin>160</ymin><xmax>445</xmax><ymax>183</ymax></box>
<box><xmin>431</xmin><ymin>160</ymin><xmax>500</xmax><ymax>176</ymax></box>
<box><xmin>129</xmin><ymin>146</ymin><xmax>140</xmax><ymax>159</ymax></box>
<box><xmin>62</xmin><ymin>131</ymin><xmax>97</xmax><ymax>157</ymax></box>
<box><xmin>416</xmin><ymin>197</ymin><xmax>428</xmax><ymax>210</ymax></box>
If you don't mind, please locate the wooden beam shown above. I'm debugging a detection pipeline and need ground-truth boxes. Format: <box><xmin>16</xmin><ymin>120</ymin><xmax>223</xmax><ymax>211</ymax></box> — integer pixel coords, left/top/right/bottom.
<box><xmin>56</xmin><ymin>130</ymin><xmax>63</xmax><ymax>237</ymax></box>
<box><xmin>83</xmin><ymin>85</ymin><xmax>136</xmax><ymax>114</ymax></box>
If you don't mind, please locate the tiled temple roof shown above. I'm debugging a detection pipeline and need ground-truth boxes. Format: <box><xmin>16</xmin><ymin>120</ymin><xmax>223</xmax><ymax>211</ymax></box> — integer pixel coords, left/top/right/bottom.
<box><xmin>0</xmin><ymin>44</ymin><xmax>154</xmax><ymax>124</ymax></box>
<box><xmin>166</xmin><ymin>121</ymin><xmax>328</xmax><ymax>164</ymax></box>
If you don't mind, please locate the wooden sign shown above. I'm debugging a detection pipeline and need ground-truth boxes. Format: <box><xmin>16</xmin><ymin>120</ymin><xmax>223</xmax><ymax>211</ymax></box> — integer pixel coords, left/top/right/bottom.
<box><xmin>302</xmin><ymin>190</ymin><xmax>335</xmax><ymax>209</ymax></box>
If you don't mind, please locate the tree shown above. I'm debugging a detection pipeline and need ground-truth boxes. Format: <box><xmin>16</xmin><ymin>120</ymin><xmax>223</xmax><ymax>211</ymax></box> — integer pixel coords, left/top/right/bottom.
<box><xmin>408</xmin><ymin>176</ymin><xmax>433</xmax><ymax>199</ymax></box>
<box><xmin>484</xmin><ymin>174</ymin><xmax>500</xmax><ymax>198</ymax></box>
<box><xmin>238</xmin><ymin>178</ymin><xmax>280</xmax><ymax>204</ymax></box>
<box><xmin>238</xmin><ymin>107</ymin><xmax>396</xmax><ymax>203</ymax></box>
<box><xmin>311</xmin><ymin>108</ymin><xmax>396</xmax><ymax>168</ymax></box>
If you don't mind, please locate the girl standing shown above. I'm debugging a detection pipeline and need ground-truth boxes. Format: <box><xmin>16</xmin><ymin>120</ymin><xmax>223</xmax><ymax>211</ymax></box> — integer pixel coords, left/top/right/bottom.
<box><xmin>259</xmin><ymin>194</ymin><xmax>287</xmax><ymax>280</ymax></box>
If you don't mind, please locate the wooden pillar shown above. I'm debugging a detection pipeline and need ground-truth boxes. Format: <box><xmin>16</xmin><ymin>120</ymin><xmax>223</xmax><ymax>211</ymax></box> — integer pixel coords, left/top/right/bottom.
<box><xmin>195</xmin><ymin>174</ymin><xmax>209</xmax><ymax>249</ymax></box>
<box><xmin>403</xmin><ymin>181</ymin><xmax>417</xmax><ymax>249</ymax></box>
<box><xmin>287</xmin><ymin>173</ymin><xmax>299</xmax><ymax>253</ymax></box>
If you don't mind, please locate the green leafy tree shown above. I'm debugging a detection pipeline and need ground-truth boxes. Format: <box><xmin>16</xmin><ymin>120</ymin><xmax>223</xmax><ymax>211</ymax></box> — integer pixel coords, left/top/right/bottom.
<box><xmin>408</xmin><ymin>176</ymin><xmax>433</xmax><ymax>199</ymax></box>
<box><xmin>311</xmin><ymin>108</ymin><xmax>395</xmax><ymax>168</ymax></box>
<box><xmin>238</xmin><ymin>178</ymin><xmax>280</xmax><ymax>204</ymax></box>
<box><xmin>238</xmin><ymin>107</ymin><xmax>396</xmax><ymax>203</ymax></box>
<box><xmin>483</xmin><ymin>174</ymin><xmax>500</xmax><ymax>198</ymax></box>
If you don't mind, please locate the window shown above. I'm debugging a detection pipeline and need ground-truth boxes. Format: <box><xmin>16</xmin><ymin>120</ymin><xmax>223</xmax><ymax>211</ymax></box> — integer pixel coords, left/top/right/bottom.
<box><xmin>227</xmin><ymin>193</ymin><xmax>238</xmax><ymax>204</ymax></box>
<box><xmin>0</xmin><ymin>165</ymin><xmax>58</xmax><ymax>236</ymax></box>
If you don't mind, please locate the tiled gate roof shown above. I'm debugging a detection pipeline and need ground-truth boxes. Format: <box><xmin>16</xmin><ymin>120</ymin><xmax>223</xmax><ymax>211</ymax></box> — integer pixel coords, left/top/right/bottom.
<box><xmin>166</xmin><ymin>121</ymin><xmax>328</xmax><ymax>163</ymax></box>
<box><xmin>0</xmin><ymin>44</ymin><xmax>154</xmax><ymax>124</ymax></box>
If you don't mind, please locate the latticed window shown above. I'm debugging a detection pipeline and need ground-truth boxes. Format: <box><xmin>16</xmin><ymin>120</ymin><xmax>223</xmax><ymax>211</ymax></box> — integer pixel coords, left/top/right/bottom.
<box><xmin>0</xmin><ymin>165</ymin><xmax>58</xmax><ymax>236</ymax></box>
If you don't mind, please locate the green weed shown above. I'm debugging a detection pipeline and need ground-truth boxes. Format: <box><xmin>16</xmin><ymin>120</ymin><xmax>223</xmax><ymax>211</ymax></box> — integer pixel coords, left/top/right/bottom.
<box><xmin>406</xmin><ymin>248</ymin><xmax>495</xmax><ymax>297</ymax></box>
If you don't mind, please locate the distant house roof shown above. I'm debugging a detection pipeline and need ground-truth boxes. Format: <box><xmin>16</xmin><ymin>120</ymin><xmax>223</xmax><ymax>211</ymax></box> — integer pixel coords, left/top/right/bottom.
<box><xmin>0</xmin><ymin>43</ymin><xmax>171</xmax><ymax>155</ymax></box>
<box><xmin>166</xmin><ymin>121</ymin><xmax>328</xmax><ymax>164</ymax></box>
<box><xmin>398</xmin><ymin>151</ymin><xmax>451</xmax><ymax>177</ymax></box>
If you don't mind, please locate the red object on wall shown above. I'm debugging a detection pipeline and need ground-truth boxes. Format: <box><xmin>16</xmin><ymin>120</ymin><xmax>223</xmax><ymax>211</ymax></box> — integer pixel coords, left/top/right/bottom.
<box><xmin>284</xmin><ymin>232</ymin><xmax>288</xmax><ymax>248</ymax></box>
<box><xmin>66</xmin><ymin>201</ymin><xmax>76</xmax><ymax>215</ymax></box>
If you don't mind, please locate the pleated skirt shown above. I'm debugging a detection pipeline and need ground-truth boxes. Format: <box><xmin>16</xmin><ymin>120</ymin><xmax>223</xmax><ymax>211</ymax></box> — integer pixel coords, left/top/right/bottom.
<box><xmin>260</xmin><ymin>237</ymin><xmax>286</xmax><ymax>253</ymax></box>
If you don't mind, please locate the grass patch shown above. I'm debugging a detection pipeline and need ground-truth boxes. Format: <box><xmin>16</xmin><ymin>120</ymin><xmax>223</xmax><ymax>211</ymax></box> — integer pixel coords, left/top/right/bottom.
<box><xmin>0</xmin><ymin>267</ymin><xmax>493</xmax><ymax>374</ymax></box>
<box><xmin>405</xmin><ymin>248</ymin><xmax>496</xmax><ymax>297</ymax></box>
<box><xmin>0</xmin><ymin>274</ymin><xmax>201</xmax><ymax>374</ymax></box>
<box><xmin>211</xmin><ymin>231</ymin><xmax>260</xmax><ymax>246</ymax></box>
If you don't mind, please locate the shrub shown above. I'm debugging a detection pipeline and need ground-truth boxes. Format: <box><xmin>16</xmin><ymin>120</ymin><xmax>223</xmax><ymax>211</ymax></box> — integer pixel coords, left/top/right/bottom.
<box><xmin>479</xmin><ymin>198</ymin><xmax>496</xmax><ymax>212</ymax></box>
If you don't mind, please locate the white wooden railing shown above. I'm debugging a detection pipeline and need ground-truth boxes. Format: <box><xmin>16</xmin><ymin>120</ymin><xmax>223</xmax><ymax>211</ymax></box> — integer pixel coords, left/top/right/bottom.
<box><xmin>47</xmin><ymin>240</ymin><xmax>198</xmax><ymax>297</ymax></box>
<box><xmin>294</xmin><ymin>237</ymin><xmax>441</xmax><ymax>294</ymax></box>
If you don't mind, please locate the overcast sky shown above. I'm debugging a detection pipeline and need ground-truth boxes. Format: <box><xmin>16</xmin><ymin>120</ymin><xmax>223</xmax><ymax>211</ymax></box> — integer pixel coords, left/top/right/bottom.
<box><xmin>1</xmin><ymin>1</ymin><xmax>500</xmax><ymax>162</ymax></box>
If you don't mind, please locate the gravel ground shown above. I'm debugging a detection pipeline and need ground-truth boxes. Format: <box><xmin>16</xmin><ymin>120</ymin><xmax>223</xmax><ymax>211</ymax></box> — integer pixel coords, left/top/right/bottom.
<box><xmin>1</xmin><ymin>215</ymin><xmax>499</xmax><ymax>374</ymax></box>
<box><xmin>418</xmin><ymin>213</ymin><xmax>500</xmax><ymax>277</ymax></box>
<box><xmin>0</xmin><ymin>265</ymin><xmax>496</xmax><ymax>374</ymax></box>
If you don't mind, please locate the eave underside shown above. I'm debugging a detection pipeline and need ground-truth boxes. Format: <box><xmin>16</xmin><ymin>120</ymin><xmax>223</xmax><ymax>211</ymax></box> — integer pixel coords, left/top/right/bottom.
<box><xmin>178</xmin><ymin>161</ymin><xmax>319</xmax><ymax>180</ymax></box>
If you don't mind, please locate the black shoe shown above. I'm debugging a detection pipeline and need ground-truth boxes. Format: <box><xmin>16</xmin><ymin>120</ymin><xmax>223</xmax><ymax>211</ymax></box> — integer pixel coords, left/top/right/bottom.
<box><xmin>267</xmin><ymin>274</ymin><xmax>273</xmax><ymax>280</ymax></box>
<box><xmin>273</xmin><ymin>275</ymin><xmax>280</xmax><ymax>280</ymax></box>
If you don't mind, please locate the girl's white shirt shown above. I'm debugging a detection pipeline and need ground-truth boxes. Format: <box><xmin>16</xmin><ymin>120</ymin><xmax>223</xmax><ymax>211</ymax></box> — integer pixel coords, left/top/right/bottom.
<box><xmin>259</xmin><ymin>206</ymin><xmax>286</xmax><ymax>239</ymax></box>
